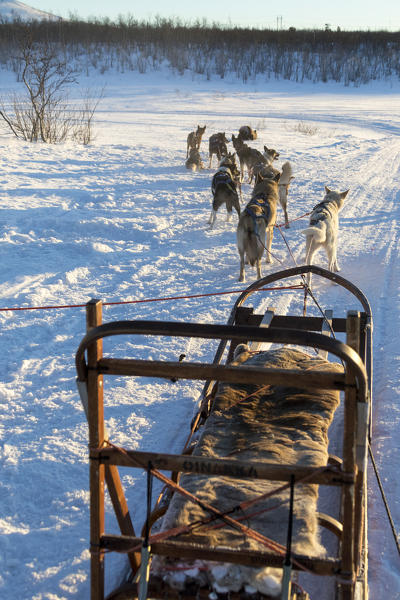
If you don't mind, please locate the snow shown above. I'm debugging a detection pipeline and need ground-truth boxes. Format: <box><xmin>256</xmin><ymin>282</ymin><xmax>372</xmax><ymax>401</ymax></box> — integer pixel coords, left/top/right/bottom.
<box><xmin>0</xmin><ymin>65</ymin><xmax>400</xmax><ymax>598</ymax></box>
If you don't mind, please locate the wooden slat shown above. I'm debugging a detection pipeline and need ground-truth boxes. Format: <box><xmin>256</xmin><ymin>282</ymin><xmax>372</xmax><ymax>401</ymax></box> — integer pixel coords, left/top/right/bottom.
<box><xmin>249</xmin><ymin>307</ymin><xmax>275</xmax><ymax>351</ymax></box>
<box><xmin>98</xmin><ymin>358</ymin><xmax>346</xmax><ymax>391</ymax></box>
<box><xmin>101</xmin><ymin>535</ymin><xmax>340</xmax><ymax>576</ymax></box>
<box><xmin>104</xmin><ymin>466</ymin><xmax>140</xmax><ymax>572</ymax></box>
<box><xmin>92</xmin><ymin>448</ymin><xmax>354</xmax><ymax>485</ymax></box>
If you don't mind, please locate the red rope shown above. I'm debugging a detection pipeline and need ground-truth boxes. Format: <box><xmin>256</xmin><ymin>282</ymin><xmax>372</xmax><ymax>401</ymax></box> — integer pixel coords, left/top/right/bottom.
<box><xmin>275</xmin><ymin>211</ymin><xmax>311</xmax><ymax>229</ymax></box>
<box><xmin>0</xmin><ymin>285</ymin><xmax>304</xmax><ymax>313</ymax></box>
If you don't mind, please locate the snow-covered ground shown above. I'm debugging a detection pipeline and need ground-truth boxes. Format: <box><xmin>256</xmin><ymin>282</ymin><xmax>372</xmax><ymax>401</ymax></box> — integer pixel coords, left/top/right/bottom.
<box><xmin>0</xmin><ymin>67</ymin><xmax>399</xmax><ymax>599</ymax></box>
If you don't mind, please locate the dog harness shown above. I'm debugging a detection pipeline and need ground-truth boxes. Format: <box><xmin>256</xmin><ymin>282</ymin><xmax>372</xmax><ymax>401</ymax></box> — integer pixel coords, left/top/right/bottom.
<box><xmin>212</xmin><ymin>168</ymin><xmax>237</xmax><ymax>195</ymax></box>
<box><xmin>244</xmin><ymin>194</ymin><xmax>272</xmax><ymax>235</ymax></box>
<box><xmin>310</xmin><ymin>200</ymin><xmax>335</xmax><ymax>225</ymax></box>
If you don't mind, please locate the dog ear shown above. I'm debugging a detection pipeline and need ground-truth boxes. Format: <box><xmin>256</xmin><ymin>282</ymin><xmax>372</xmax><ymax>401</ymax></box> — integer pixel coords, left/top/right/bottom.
<box><xmin>325</xmin><ymin>185</ymin><xmax>331</xmax><ymax>193</ymax></box>
<box><xmin>274</xmin><ymin>172</ymin><xmax>281</xmax><ymax>182</ymax></box>
<box><xmin>264</xmin><ymin>145</ymin><xmax>268</xmax><ymax>152</ymax></box>
<box><xmin>341</xmin><ymin>189</ymin><xmax>350</xmax><ymax>199</ymax></box>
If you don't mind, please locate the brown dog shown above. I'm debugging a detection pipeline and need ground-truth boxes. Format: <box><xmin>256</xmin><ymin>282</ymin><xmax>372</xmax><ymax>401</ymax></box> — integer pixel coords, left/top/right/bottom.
<box><xmin>186</xmin><ymin>125</ymin><xmax>206</xmax><ymax>157</ymax></box>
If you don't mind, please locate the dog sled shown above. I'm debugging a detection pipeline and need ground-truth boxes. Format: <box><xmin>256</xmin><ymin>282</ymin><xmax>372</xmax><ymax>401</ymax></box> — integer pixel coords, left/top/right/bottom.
<box><xmin>75</xmin><ymin>265</ymin><xmax>372</xmax><ymax>600</ymax></box>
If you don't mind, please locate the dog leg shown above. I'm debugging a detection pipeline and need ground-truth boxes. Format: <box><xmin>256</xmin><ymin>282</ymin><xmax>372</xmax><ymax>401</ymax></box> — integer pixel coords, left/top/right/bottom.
<box><xmin>233</xmin><ymin>196</ymin><xmax>241</xmax><ymax>220</ymax></box>
<box><xmin>238</xmin><ymin>250</ymin><xmax>246</xmax><ymax>282</ymax></box>
<box><xmin>265</xmin><ymin>226</ymin><xmax>273</xmax><ymax>264</ymax></box>
<box><xmin>327</xmin><ymin>246</ymin><xmax>340</xmax><ymax>271</ymax></box>
<box><xmin>305</xmin><ymin>236</ymin><xmax>319</xmax><ymax>285</ymax></box>
<box><xmin>208</xmin><ymin>209</ymin><xmax>216</xmax><ymax>228</ymax></box>
<box><xmin>256</xmin><ymin>257</ymin><xmax>262</xmax><ymax>279</ymax></box>
<box><xmin>279</xmin><ymin>186</ymin><xmax>290</xmax><ymax>228</ymax></box>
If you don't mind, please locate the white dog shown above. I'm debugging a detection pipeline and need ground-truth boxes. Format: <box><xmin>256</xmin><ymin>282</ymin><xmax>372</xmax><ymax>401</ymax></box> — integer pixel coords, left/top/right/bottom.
<box><xmin>302</xmin><ymin>186</ymin><xmax>349</xmax><ymax>277</ymax></box>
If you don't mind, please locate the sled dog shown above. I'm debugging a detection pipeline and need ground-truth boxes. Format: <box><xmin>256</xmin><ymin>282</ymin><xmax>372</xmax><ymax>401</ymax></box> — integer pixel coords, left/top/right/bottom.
<box><xmin>302</xmin><ymin>186</ymin><xmax>349</xmax><ymax>279</ymax></box>
<box><xmin>209</xmin><ymin>154</ymin><xmax>241</xmax><ymax>228</ymax></box>
<box><xmin>255</xmin><ymin>161</ymin><xmax>294</xmax><ymax>228</ymax></box>
<box><xmin>263</xmin><ymin>146</ymin><xmax>280</xmax><ymax>164</ymax></box>
<box><xmin>185</xmin><ymin>148</ymin><xmax>204</xmax><ymax>171</ymax></box>
<box><xmin>237</xmin><ymin>170</ymin><xmax>280</xmax><ymax>282</ymax></box>
<box><xmin>238</xmin><ymin>125</ymin><xmax>257</xmax><ymax>141</ymax></box>
<box><xmin>208</xmin><ymin>132</ymin><xmax>230</xmax><ymax>167</ymax></box>
<box><xmin>186</xmin><ymin>125</ymin><xmax>206</xmax><ymax>157</ymax></box>
<box><xmin>231</xmin><ymin>134</ymin><xmax>269</xmax><ymax>183</ymax></box>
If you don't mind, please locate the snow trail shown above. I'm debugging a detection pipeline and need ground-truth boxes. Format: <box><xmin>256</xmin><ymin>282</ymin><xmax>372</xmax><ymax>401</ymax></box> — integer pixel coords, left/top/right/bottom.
<box><xmin>0</xmin><ymin>72</ymin><xmax>399</xmax><ymax>598</ymax></box>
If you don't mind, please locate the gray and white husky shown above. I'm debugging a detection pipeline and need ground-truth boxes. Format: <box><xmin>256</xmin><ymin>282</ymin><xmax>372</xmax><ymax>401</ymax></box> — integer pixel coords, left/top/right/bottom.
<box><xmin>302</xmin><ymin>186</ymin><xmax>349</xmax><ymax>278</ymax></box>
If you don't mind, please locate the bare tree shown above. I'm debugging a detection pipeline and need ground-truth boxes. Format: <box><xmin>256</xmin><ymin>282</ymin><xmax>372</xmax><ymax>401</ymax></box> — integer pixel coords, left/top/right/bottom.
<box><xmin>0</xmin><ymin>33</ymin><xmax>101</xmax><ymax>143</ymax></box>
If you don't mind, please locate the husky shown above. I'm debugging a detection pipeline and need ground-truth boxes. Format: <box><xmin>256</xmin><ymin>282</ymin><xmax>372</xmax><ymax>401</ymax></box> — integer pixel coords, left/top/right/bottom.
<box><xmin>185</xmin><ymin>148</ymin><xmax>204</xmax><ymax>171</ymax></box>
<box><xmin>302</xmin><ymin>186</ymin><xmax>349</xmax><ymax>280</ymax></box>
<box><xmin>186</xmin><ymin>125</ymin><xmax>206</xmax><ymax>158</ymax></box>
<box><xmin>263</xmin><ymin>146</ymin><xmax>280</xmax><ymax>164</ymax></box>
<box><xmin>237</xmin><ymin>170</ymin><xmax>280</xmax><ymax>282</ymax></box>
<box><xmin>209</xmin><ymin>154</ymin><xmax>241</xmax><ymax>229</ymax></box>
<box><xmin>238</xmin><ymin>125</ymin><xmax>257</xmax><ymax>141</ymax></box>
<box><xmin>255</xmin><ymin>161</ymin><xmax>294</xmax><ymax>228</ymax></box>
<box><xmin>231</xmin><ymin>134</ymin><xmax>268</xmax><ymax>183</ymax></box>
<box><xmin>208</xmin><ymin>132</ymin><xmax>230</xmax><ymax>167</ymax></box>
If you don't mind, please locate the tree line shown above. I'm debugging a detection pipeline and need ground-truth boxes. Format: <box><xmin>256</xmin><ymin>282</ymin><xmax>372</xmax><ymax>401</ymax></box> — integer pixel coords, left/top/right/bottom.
<box><xmin>0</xmin><ymin>18</ymin><xmax>399</xmax><ymax>85</ymax></box>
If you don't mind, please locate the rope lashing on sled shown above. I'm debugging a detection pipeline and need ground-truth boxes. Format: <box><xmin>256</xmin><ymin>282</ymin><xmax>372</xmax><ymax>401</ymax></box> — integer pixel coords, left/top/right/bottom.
<box><xmin>104</xmin><ymin>440</ymin><xmax>291</xmax><ymax>558</ymax></box>
<box><xmin>101</xmin><ymin>440</ymin><xmax>333</xmax><ymax>574</ymax></box>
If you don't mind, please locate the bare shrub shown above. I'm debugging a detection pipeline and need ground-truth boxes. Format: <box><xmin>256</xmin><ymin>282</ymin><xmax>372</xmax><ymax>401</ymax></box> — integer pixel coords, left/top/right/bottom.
<box><xmin>0</xmin><ymin>32</ymin><xmax>101</xmax><ymax>144</ymax></box>
<box><xmin>72</xmin><ymin>87</ymin><xmax>104</xmax><ymax>145</ymax></box>
<box><xmin>289</xmin><ymin>121</ymin><xmax>319</xmax><ymax>135</ymax></box>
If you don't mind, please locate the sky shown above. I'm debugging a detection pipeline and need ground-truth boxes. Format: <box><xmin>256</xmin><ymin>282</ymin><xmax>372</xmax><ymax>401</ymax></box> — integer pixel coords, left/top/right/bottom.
<box><xmin>28</xmin><ymin>0</ymin><xmax>400</xmax><ymax>31</ymax></box>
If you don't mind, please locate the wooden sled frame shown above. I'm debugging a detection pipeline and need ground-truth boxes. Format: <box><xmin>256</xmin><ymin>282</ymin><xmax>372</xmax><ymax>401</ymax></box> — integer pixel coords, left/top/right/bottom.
<box><xmin>75</xmin><ymin>266</ymin><xmax>372</xmax><ymax>600</ymax></box>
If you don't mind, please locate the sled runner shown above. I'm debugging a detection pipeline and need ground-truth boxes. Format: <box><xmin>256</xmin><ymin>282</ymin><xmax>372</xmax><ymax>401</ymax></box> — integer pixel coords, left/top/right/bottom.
<box><xmin>76</xmin><ymin>265</ymin><xmax>372</xmax><ymax>600</ymax></box>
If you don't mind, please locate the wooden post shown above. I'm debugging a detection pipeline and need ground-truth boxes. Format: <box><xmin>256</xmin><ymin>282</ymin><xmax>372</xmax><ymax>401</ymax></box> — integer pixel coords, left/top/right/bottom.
<box><xmin>338</xmin><ymin>311</ymin><xmax>361</xmax><ymax>600</ymax></box>
<box><xmin>86</xmin><ymin>299</ymin><xmax>105</xmax><ymax>600</ymax></box>
<box><xmin>346</xmin><ymin>311</ymin><xmax>368</xmax><ymax>590</ymax></box>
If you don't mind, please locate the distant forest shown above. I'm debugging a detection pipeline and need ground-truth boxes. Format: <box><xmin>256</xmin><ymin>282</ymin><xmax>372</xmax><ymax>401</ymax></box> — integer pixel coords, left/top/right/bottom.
<box><xmin>0</xmin><ymin>17</ymin><xmax>399</xmax><ymax>85</ymax></box>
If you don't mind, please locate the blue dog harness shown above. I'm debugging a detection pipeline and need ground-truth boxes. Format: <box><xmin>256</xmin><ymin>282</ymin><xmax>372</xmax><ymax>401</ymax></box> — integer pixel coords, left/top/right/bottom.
<box><xmin>244</xmin><ymin>193</ymin><xmax>272</xmax><ymax>235</ymax></box>
<box><xmin>212</xmin><ymin>168</ymin><xmax>237</xmax><ymax>195</ymax></box>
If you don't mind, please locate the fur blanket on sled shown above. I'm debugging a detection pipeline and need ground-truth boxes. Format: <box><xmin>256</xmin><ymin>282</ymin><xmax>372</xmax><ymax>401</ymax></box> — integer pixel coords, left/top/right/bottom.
<box><xmin>152</xmin><ymin>348</ymin><xmax>342</xmax><ymax>597</ymax></box>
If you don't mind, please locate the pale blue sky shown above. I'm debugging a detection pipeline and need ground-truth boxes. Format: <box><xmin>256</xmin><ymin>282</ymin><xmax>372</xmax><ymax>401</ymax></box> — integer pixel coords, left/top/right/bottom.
<box><xmin>29</xmin><ymin>0</ymin><xmax>399</xmax><ymax>30</ymax></box>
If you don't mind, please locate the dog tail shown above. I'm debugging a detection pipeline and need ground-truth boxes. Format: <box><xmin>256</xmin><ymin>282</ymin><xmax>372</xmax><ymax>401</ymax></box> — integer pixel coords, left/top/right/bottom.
<box><xmin>302</xmin><ymin>223</ymin><xmax>326</xmax><ymax>243</ymax></box>
<box><xmin>244</xmin><ymin>229</ymin><xmax>260</xmax><ymax>266</ymax></box>
<box><xmin>279</xmin><ymin>161</ymin><xmax>294</xmax><ymax>185</ymax></box>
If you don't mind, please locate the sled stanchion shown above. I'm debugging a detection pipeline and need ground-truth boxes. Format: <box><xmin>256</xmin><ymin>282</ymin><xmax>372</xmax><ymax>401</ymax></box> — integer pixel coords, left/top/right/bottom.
<box><xmin>281</xmin><ymin>474</ymin><xmax>295</xmax><ymax>600</ymax></box>
<box><xmin>87</xmin><ymin>299</ymin><xmax>105</xmax><ymax>600</ymax></box>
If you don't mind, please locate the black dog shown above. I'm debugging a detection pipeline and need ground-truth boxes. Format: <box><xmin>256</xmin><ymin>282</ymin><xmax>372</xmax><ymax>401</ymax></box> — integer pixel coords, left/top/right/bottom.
<box><xmin>208</xmin><ymin>154</ymin><xmax>241</xmax><ymax>228</ymax></box>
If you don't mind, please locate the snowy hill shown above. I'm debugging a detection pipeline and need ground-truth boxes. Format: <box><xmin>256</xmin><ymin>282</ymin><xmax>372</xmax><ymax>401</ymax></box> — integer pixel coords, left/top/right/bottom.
<box><xmin>0</xmin><ymin>0</ymin><xmax>60</xmax><ymax>21</ymax></box>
